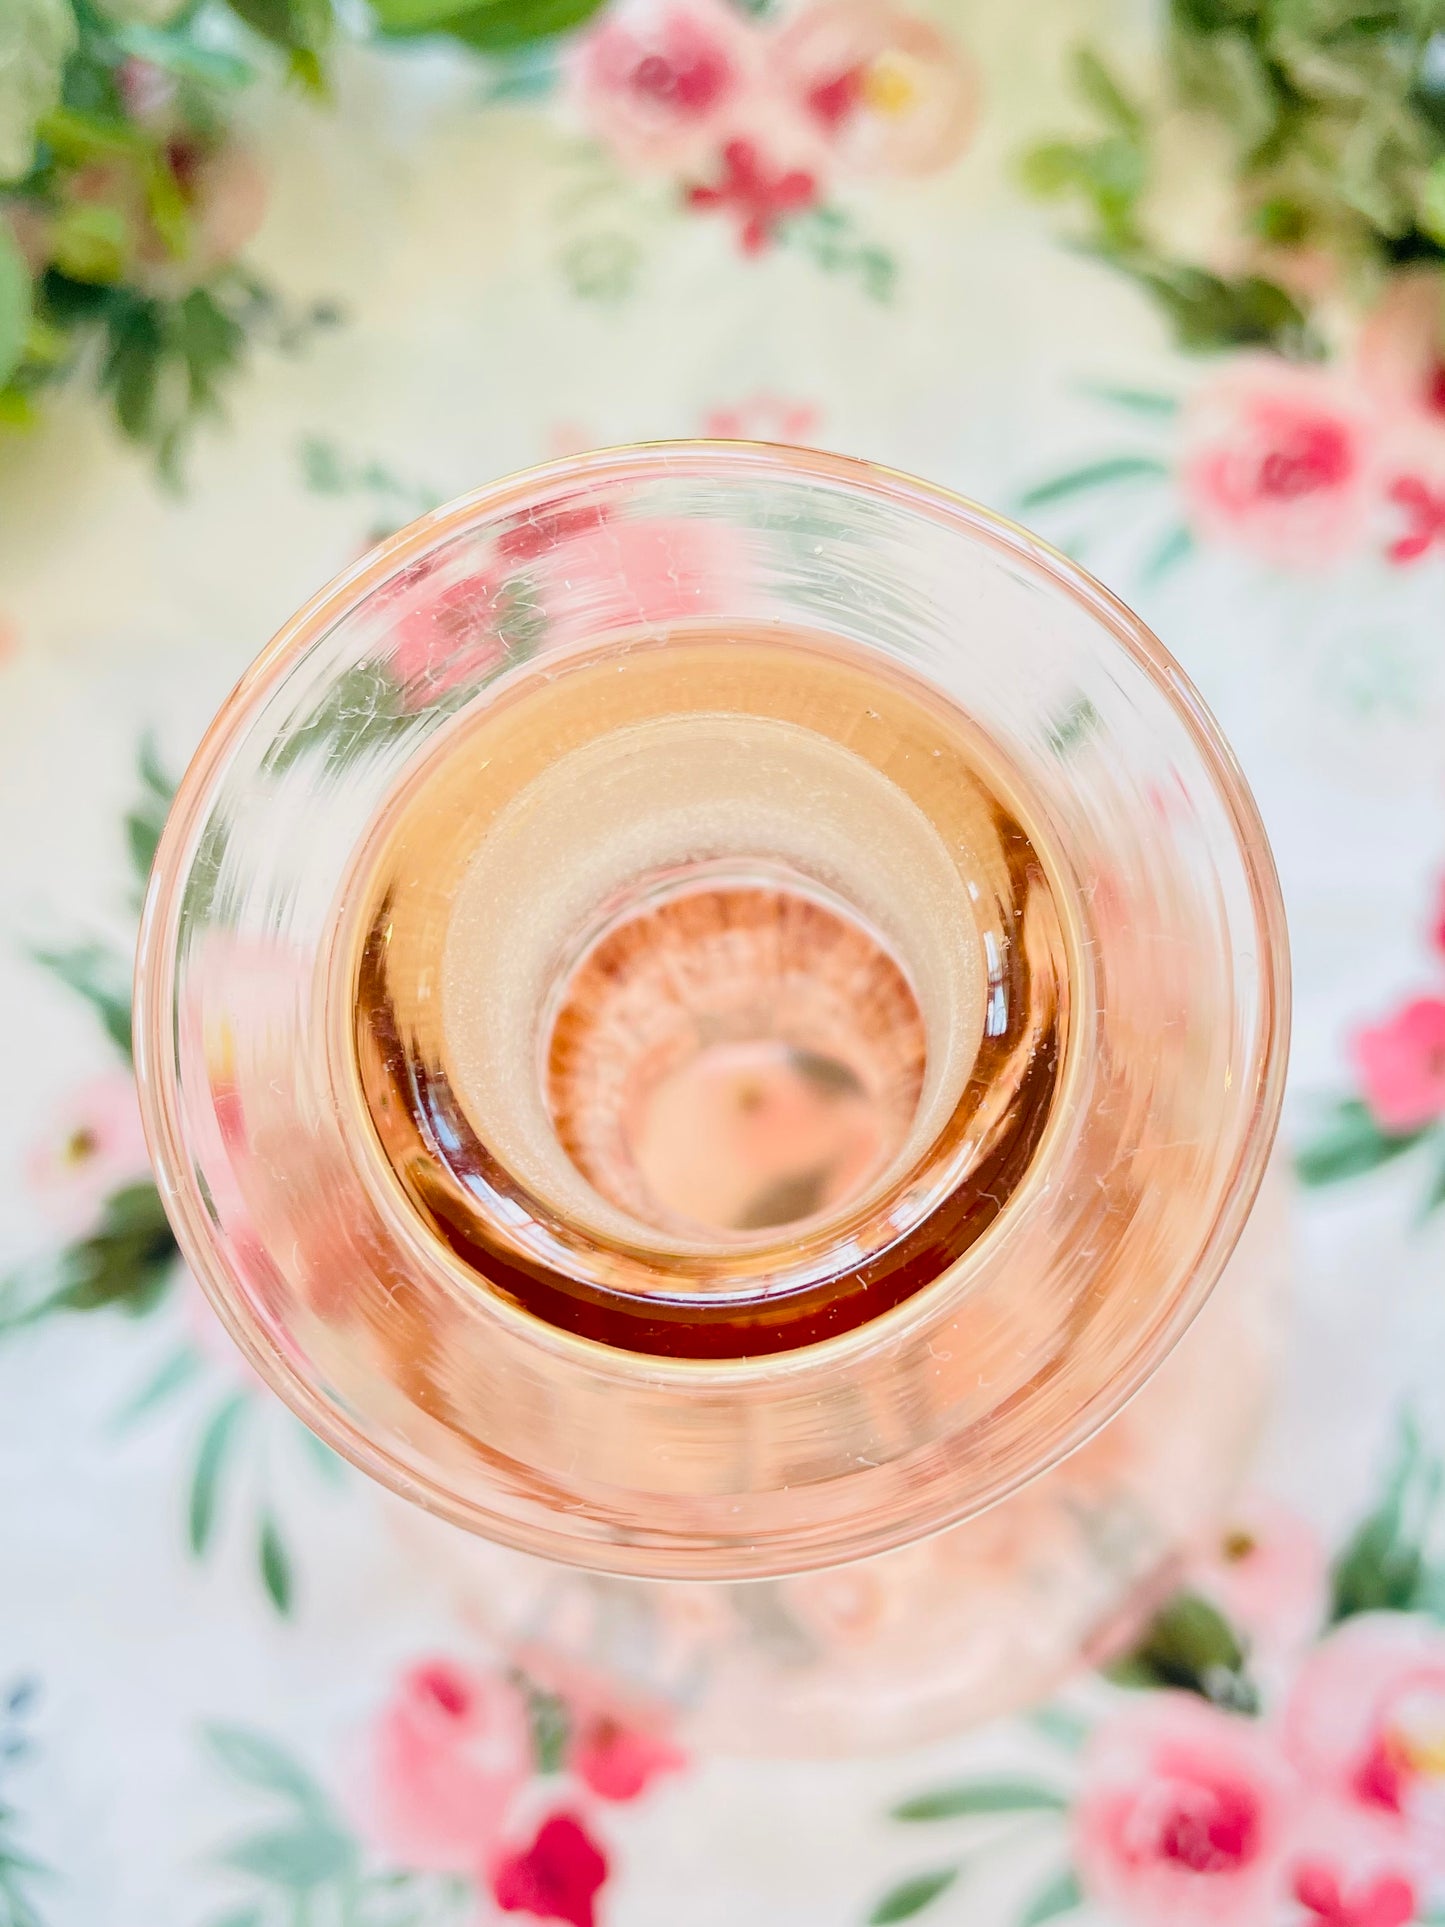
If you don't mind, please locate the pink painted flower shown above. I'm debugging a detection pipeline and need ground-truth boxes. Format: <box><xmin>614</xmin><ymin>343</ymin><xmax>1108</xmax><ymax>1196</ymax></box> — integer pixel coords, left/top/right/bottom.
<box><xmin>1349</xmin><ymin>996</ymin><xmax>1445</xmax><ymax>1134</ymax></box>
<box><xmin>686</xmin><ymin>139</ymin><xmax>818</xmax><ymax>253</ymax></box>
<box><xmin>1191</xmin><ymin>1496</ymin><xmax>1328</xmax><ymax>1662</ymax></box>
<box><xmin>1283</xmin><ymin>1615</ymin><xmax>1445</xmax><ymax>1860</ymax></box>
<box><xmin>1178</xmin><ymin>358</ymin><xmax>1379</xmax><ymax>571</ymax></box>
<box><xmin>1294</xmin><ymin>1863</ymin><xmax>1415</xmax><ymax>1927</ymax></box>
<box><xmin>1286</xmin><ymin>1800</ymin><xmax>1421</xmax><ymax>1927</ymax></box>
<box><xmin>66</xmin><ymin>138</ymin><xmax>267</xmax><ymax>292</ymax></box>
<box><xmin>541</xmin><ymin>513</ymin><xmax>742</xmax><ymax>639</ymax></box>
<box><xmin>511</xmin><ymin>1648</ymin><xmax>687</xmax><ymax>1802</ymax></box>
<box><xmin>1375</xmin><ymin>387</ymin><xmax>1445</xmax><ymax>564</ymax></box>
<box><xmin>700</xmin><ymin>394</ymin><xmax>822</xmax><ymax>442</ymax></box>
<box><xmin>771</xmin><ymin>0</ymin><xmax>976</xmax><ymax>179</ymax></box>
<box><xmin>116</xmin><ymin>55</ymin><xmax>176</xmax><ymax>123</ymax></box>
<box><xmin>389</xmin><ymin>569</ymin><xmax>513</xmax><ymax>706</ymax></box>
<box><xmin>571</xmin><ymin>1713</ymin><xmax>686</xmax><ymax>1802</ymax></box>
<box><xmin>1073</xmin><ymin>1694</ymin><xmax>1299</xmax><ymax>1926</ymax></box>
<box><xmin>1355</xmin><ymin>272</ymin><xmax>1445</xmax><ymax>566</ymax></box>
<box><xmin>491</xmin><ymin>1810</ymin><xmax>609</xmax><ymax>1927</ymax></box>
<box><xmin>495</xmin><ymin>501</ymin><xmax>610</xmax><ymax>566</ymax></box>
<box><xmin>175</xmin><ymin>143</ymin><xmax>269</xmax><ymax>276</ymax></box>
<box><xmin>357</xmin><ymin>1658</ymin><xmax>531</xmax><ymax>1873</ymax></box>
<box><xmin>571</xmin><ymin>0</ymin><xmax>759</xmax><ymax>175</ymax></box>
<box><xmin>1384</xmin><ymin>474</ymin><xmax>1445</xmax><ymax>565</ymax></box>
<box><xmin>1356</xmin><ymin>271</ymin><xmax>1445</xmax><ymax>427</ymax></box>
<box><xmin>26</xmin><ymin>1072</ymin><xmax>151</xmax><ymax>1235</ymax></box>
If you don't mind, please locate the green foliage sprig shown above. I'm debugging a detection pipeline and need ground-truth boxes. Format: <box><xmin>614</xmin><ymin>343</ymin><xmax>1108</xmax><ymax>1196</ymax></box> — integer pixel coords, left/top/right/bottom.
<box><xmin>1026</xmin><ymin>5</ymin><xmax>1445</xmax><ymax>358</ymax></box>
<box><xmin>1</xmin><ymin>0</ymin><xmax>606</xmax><ymax>474</ymax></box>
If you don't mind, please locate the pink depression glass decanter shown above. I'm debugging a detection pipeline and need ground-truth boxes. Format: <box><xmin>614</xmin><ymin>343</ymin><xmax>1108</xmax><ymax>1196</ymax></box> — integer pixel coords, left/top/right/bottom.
<box><xmin>134</xmin><ymin>443</ymin><xmax>1289</xmax><ymax>1753</ymax></box>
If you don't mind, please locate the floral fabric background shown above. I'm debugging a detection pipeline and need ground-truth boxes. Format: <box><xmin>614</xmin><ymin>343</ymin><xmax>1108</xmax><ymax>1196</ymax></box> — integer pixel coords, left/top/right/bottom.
<box><xmin>4</xmin><ymin>0</ymin><xmax>1445</xmax><ymax>1922</ymax></box>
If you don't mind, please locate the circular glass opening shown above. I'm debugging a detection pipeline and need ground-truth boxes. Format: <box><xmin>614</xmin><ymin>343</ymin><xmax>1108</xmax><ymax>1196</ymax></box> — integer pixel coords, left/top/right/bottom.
<box><xmin>543</xmin><ymin>865</ymin><xmax>928</xmax><ymax>1238</ymax></box>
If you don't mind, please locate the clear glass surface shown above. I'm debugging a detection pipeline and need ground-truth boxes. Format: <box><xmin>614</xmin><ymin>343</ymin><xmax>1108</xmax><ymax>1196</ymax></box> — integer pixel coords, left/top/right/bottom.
<box><xmin>134</xmin><ymin>444</ymin><xmax>1289</xmax><ymax>1643</ymax></box>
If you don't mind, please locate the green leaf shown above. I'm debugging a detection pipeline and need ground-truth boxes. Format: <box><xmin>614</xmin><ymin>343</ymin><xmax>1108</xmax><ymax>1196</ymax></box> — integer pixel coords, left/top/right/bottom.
<box><xmin>1417</xmin><ymin>1135</ymin><xmax>1445</xmax><ymax>1224</ymax></box>
<box><xmin>893</xmin><ymin>1781</ymin><xmax>1068</xmax><ymax>1822</ymax></box>
<box><xmin>519</xmin><ymin>1681</ymin><xmax>570</xmax><ymax>1775</ymax></box>
<box><xmin>1019</xmin><ymin>455</ymin><xmax>1169</xmax><ymax>510</ymax></box>
<box><xmin>1169</xmin><ymin>24</ymin><xmax>1279</xmax><ymax>154</ymax></box>
<box><xmin>177</xmin><ymin>288</ymin><xmax>247</xmax><ymax>414</ymax></box>
<box><xmin>1423</xmin><ymin>159</ymin><xmax>1445</xmax><ymax>247</ymax></box>
<box><xmin>1019</xmin><ymin>116</ymin><xmax>1146</xmax><ymax>249</ymax></box>
<box><xmin>1074</xmin><ymin>47</ymin><xmax>1144</xmax><ymax>139</ymax></box>
<box><xmin>1250</xmin><ymin>196</ymin><xmax>1309</xmax><ymax>246</ymax></box>
<box><xmin>0</xmin><ymin>383</ymin><xmax>38</xmax><ymax>429</ymax></box>
<box><xmin>1019</xmin><ymin>142</ymin><xmax>1093</xmax><ymax>199</ymax></box>
<box><xmin>49</xmin><ymin>202</ymin><xmax>134</xmax><ymax>287</ymax></box>
<box><xmin>1105</xmin><ymin>1590</ymin><xmax>1257</xmax><ymax>1711</ymax></box>
<box><xmin>219</xmin><ymin>1822</ymin><xmax>354</xmax><ymax>1889</ymax></box>
<box><xmin>110</xmin><ymin>1345</ymin><xmax>204</xmax><ymax>1431</ymax></box>
<box><xmin>6</xmin><ymin>1680</ymin><xmax>38</xmax><ymax>1716</ymax></box>
<box><xmin>1330</xmin><ymin>1415</ymin><xmax>1443</xmax><ymax>1622</ymax></box>
<box><xmin>225</xmin><ymin>0</ymin><xmax>334</xmax><ymax>66</ymax></box>
<box><xmin>780</xmin><ymin>205</ymin><xmax>898</xmax><ymax>302</ymax></box>
<box><xmin>145</xmin><ymin>156</ymin><xmax>193</xmax><ymax>261</ymax></box>
<box><xmin>1030</xmin><ymin>1704</ymin><xmax>1091</xmax><ymax>1751</ymax></box>
<box><xmin>296</xmin><ymin>437</ymin><xmax>438</xmax><ymax>515</ymax></box>
<box><xmin>299</xmin><ymin>435</ymin><xmax>347</xmax><ymax>493</ymax></box>
<box><xmin>182</xmin><ymin>815</ymin><xmax>232</xmax><ymax>929</ymax></box>
<box><xmin>1019</xmin><ymin>1869</ymin><xmax>1084</xmax><ymax>1927</ymax></box>
<box><xmin>374</xmin><ymin>0</ymin><xmax>606</xmax><ymax>45</ymax></box>
<box><xmin>264</xmin><ymin>660</ymin><xmax>410</xmax><ymax>774</ymax></box>
<box><xmin>8</xmin><ymin>1181</ymin><xmax>180</xmax><ymax>1328</ymax></box>
<box><xmin>30</xmin><ymin>941</ymin><xmax>133</xmax><ymax>1058</ymax></box>
<box><xmin>477</xmin><ymin>45</ymin><xmax>559</xmax><ymax>101</ymax></box>
<box><xmin>37</xmin><ymin>269</ymin><xmax>119</xmax><ymax>329</ymax></box>
<box><xmin>0</xmin><ymin>1841</ymin><xmax>49</xmax><ymax>1927</ymax></box>
<box><xmin>126</xmin><ymin>805</ymin><xmax>164</xmax><ymax>893</ymax></box>
<box><xmin>129</xmin><ymin>734</ymin><xmax>175</xmax><ymax>898</ymax></box>
<box><xmin>138</xmin><ymin>732</ymin><xmax>174</xmax><ymax>803</ymax></box>
<box><xmin>207</xmin><ymin>1909</ymin><xmax>265</xmax><ymax>1927</ymax></box>
<box><xmin>369</xmin><ymin>0</ymin><xmax>493</xmax><ymax>27</ymax></box>
<box><xmin>286</xmin><ymin>45</ymin><xmax>326</xmax><ymax>93</ymax></box>
<box><xmin>0</xmin><ymin>1842</ymin><xmax>50</xmax><ymax>1874</ymax></box>
<box><xmin>258</xmin><ymin>1513</ymin><xmax>293</xmax><ymax>1615</ymax></box>
<box><xmin>1078</xmin><ymin>383</ymin><xmax>1180</xmax><ymax>417</ymax></box>
<box><xmin>111</xmin><ymin>23</ymin><xmax>257</xmax><ymax>89</ymax></box>
<box><xmin>1295</xmin><ymin>1099</ymin><xmax>1427</xmax><ymax>1186</ymax></box>
<box><xmin>205</xmin><ymin>1726</ymin><xmax>330</xmax><ymax>1812</ymax></box>
<box><xmin>447</xmin><ymin>0</ymin><xmax>610</xmax><ymax>50</ymax></box>
<box><xmin>868</xmin><ymin>1869</ymin><xmax>959</xmax><ymax>1923</ymax></box>
<box><xmin>1141</xmin><ymin>523</ymin><xmax>1196</xmax><ymax>583</ymax></box>
<box><xmin>559</xmin><ymin>231</ymin><xmax>642</xmax><ymax>304</ymax></box>
<box><xmin>189</xmin><ymin>1392</ymin><xmax>250</xmax><ymax>1556</ymax></box>
<box><xmin>35</xmin><ymin>105</ymin><xmax>148</xmax><ymax>165</ymax></box>
<box><xmin>0</xmin><ymin>228</ymin><xmax>31</xmax><ymax>390</ymax></box>
<box><xmin>1046</xmin><ymin>695</ymin><xmax>1100</xmax><ymax>757</ymax></box>
<box><xmin>1122</xmin><ymin>261</ymin><xmax>1318</xmax><ymax>357</ymax></box>
<box><xmin>98</xmin><ymin>298</ymin><xmax>166</xmax><ymax>447</ymax></box>
<box><xmin>94</xmin><ymin>280</ymin><xmax>255</xmax><ymax>477</ymax></box>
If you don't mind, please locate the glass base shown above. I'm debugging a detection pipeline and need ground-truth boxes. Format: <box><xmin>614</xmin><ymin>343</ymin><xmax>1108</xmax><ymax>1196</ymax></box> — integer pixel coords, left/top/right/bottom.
<box><xmin>385</xmin><ymin>1166</ymin><xmax>1287</xmax><ymax>1756</ymax></box>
